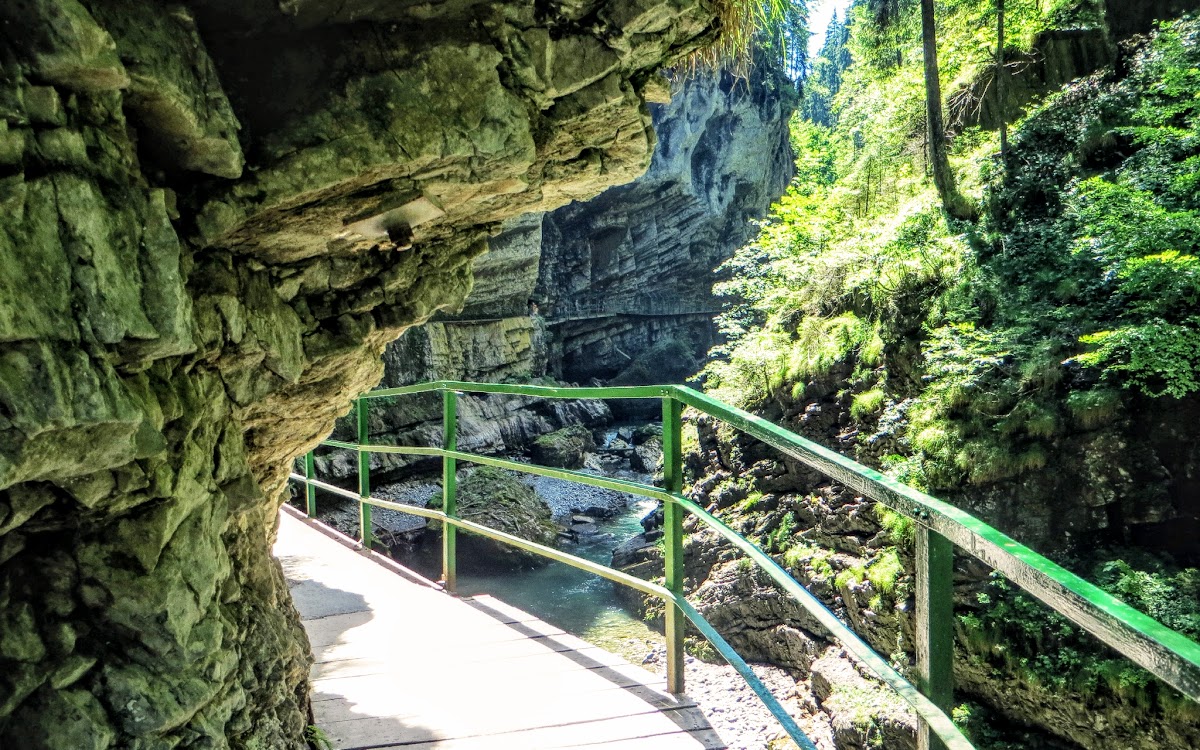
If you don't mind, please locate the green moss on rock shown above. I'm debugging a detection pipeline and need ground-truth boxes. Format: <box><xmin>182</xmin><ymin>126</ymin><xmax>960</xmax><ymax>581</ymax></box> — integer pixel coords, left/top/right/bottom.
<box><xmin>435</xmin><ymin>466</ymin><xmax>558</xmax><ymax>571</ymax></box>
<box><xmin>531</xmin><ymin>424</ymin><xmax>596</xmax><ymax>469</ymax></box>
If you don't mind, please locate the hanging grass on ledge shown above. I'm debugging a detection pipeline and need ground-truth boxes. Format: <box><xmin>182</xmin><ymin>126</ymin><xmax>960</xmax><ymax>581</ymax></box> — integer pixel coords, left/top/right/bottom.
<box><xmin>690</xmin><ymin>0</ymin><xmax>809</xmax><ymax>76</ymax></box>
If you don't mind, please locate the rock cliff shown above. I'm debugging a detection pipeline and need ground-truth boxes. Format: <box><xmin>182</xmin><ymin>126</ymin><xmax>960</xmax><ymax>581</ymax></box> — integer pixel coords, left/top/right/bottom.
<box><xmin>324</xmin><ymin>59</ymin><xmax>798</xmax><ymax>479</ymax></box>
<box><xmin>951</xmin><ymin>0</ymin><xmax>1200</xmax><ymax>133</ymax></box>
<box><xmin>537</xmin><ymin>62</ymin><xmax>798</xmax><ymax>383</ymax></box>
<box><xmin>0</xmin><ymin>0</ymin><xmax>720</xmax><ymax>747</ymax></box>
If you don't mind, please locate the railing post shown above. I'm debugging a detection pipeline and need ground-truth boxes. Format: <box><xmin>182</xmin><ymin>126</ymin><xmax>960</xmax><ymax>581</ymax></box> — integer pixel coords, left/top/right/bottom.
<box><xmin>442</xmin><ymin>389</ymin><xmax>458</xmax><ymax>594</ymax></box>
<box><xmin>662</xmin><ymin>394</ymin><xmax>685</xmax><ymax>695</ymax></box>
<box><xmin>303</xmin><ymin>450</ymin><xmax>317</xmax><ymax>518</ymax></box>
<box><xmin>915</xmin><ymin>525</ymin><xmax>954</xmax><ymax>750</ymax></box>
<box><xmin>357</xmin><ymin>397</ymin><xmax>373</xmax><ymax>549</ymax></box>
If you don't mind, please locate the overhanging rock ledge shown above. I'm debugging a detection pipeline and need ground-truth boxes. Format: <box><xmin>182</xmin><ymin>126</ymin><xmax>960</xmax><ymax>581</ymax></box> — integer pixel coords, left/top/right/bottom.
<box><xmin>0</xmin><ymin>0</ymin><xmax>719</xmax><ymax>746</ymax></box>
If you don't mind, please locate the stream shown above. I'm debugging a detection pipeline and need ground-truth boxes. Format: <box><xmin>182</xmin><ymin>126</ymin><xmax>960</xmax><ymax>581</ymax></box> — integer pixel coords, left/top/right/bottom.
<box><xmin>302</xmin><ymin>424</ymin><xmax>667</xmax><ymax>663</ymax></box>
<box><xmin>454</xmin><ymin>492</ymin><xmax>663</xmax><ymax>661</ymax></box>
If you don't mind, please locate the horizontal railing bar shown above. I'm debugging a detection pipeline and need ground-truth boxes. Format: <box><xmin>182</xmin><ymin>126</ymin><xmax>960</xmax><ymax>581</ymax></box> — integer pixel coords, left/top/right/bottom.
<box><xmin>288</xmin><ymin>474</ymin><xmax>449</xmax><ymax>522</ymax></box>
<box><xmin>673</xmin><ymin>494</ymin><xmax>973</xmax><ymax>749</ymax></box>
<box><xmin>317</xmin><ymin>442</ymin><xmax>674</xmax><ymax>503</ymax></box>
<box><xmin>671</xmin><ymin>386</ymin><xmax>1200</xmax><ymax>701</ymax></box>
<box><xmin>447</xmin><ymin>515</ymin><xmax>672</xmax><ymax>599</ymax></box>
<box><xmin>672</xmin><ymin>596</ymin><xmax>818</xmax><ymax>750</ymax></box>
<box><xmin>287</xmin><ymin>474</ymin><xmax>671</xmax><ymax>600</ymax></box>
<box><xmin>363</xmin><ymin>380</ymin><xmax>668</xmax><ymax>400</ymax></box>
<box><xmin>361</xmin><ymin>495</ymin><xmax>449</xmax><ymax>522</ymax></box>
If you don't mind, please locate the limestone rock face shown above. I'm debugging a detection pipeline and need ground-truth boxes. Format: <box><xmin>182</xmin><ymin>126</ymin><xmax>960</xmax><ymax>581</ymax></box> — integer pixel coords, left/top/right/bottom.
<box><xmin>535</xmin><ymin>64</ymin><xmax>798</xmax><ymax>382</ymax></box>
<box><xmin>333</xmin><ymin>62</ymin><xmax>796</xmax><ymax>471</ymax></box>
<box><xmin>0</xmin><ymin>0</ymin><xmax>718</xmax><ymax>747</ymax></box>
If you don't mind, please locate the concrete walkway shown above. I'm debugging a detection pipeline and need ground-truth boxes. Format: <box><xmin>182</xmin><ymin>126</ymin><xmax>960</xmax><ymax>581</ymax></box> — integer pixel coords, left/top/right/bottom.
<box><xmin>274</xmin><ymin>510</ymin><xmax>725</xmax><ymax>749</ymax></box>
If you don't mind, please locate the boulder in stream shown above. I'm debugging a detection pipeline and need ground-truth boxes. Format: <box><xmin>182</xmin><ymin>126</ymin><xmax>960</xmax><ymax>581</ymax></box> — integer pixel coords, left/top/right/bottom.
<box><xmin>429</xmin><ymin>467</ymin><xmax>559</xmax><ymax>571</ymax></box>
<box><xmin>531</xmin><ymin>424</ymin><xmax>597</xmax><ymax>469</ymax></box>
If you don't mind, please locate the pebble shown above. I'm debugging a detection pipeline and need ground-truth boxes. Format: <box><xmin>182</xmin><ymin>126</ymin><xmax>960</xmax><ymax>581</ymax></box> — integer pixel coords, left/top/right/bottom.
<box><xmin>523</xmin><ymin>473</ymin><xmax>638</xmax><ymax>519</ymax></box>
<box><xmin>638</xmin><ymin>645</ymin><xmax>836</xmax><ymax>750</ymax></box>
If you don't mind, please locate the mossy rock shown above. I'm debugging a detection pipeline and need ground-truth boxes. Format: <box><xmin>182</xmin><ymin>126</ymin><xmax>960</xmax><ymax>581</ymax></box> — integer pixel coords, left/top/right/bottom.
<box><xmin>530</xmin><ymin>425</ymin><xmax>595</xmax><ymax>469</ymax></box>
<box><xmin>631</xmin><ymin>423</ymin><xmax>663</xmax><ymax>446</ymax></box>
<box><xmin>441</xmin><ymin>467</ymin><xmax>558</xmax><ymax>571</ymax></box>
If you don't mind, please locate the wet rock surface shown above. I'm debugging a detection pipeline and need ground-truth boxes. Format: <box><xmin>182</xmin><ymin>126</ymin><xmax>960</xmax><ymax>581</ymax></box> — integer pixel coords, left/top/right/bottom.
<box><xmin>0</xmin><ymin>0</ymin><xmax>720</xmax><ymax>746</ymax></box>
<box><xmin>531</xmin><ymin>424</ymin><xmax>598</xmax><ymax>469</ymax></box>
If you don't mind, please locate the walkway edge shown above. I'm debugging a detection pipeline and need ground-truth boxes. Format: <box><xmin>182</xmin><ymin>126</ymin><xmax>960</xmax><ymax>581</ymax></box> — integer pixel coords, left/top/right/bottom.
<box><xmin>280</xmin><ymin>503</ymin><xmax>444</xmax><ymax>591</ymax></box>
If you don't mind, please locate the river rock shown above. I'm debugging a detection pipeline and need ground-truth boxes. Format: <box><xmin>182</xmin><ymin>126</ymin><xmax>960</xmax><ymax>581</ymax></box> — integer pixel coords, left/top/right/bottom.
<box><xmin>432</xmin><ymin>467</ymin><xmax>558</xmax><ymax>571</ymax></box>
<box><xmin>531</xmin><ymin>425</ymin><xmax>597</xmax><ymax>469</ymax></box>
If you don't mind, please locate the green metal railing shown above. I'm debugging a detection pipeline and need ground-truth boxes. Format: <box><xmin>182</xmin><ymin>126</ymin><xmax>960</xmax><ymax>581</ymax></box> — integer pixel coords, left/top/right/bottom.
<box><xmin>290</xmin><ymin>381</ymin><xmax>1200</xmax><ymax>750</ymax></box>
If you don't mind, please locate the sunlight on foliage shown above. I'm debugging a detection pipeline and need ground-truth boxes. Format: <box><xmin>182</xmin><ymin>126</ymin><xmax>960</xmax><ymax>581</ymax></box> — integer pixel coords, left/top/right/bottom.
<box><xmin>690</xmin><ymin>0</ymin><xmax>809</xmax><ymax>75</ymax></box>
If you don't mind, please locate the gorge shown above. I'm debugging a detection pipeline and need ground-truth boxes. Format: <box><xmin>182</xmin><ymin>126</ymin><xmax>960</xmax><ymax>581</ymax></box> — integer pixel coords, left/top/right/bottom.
<box><xmin>0</xmin><ymin>0</ymin><xmax>725</xmax><ymax>747</ymax></box>
<box><xmin>3</xmin><ymin>0</ymin><xmax>1200</xmax><ymax>749</ymax></box>
<box><xmin>338</xmin><ymin>1</ymin><xmax>1200</xmax><ymax>749</ymax></box>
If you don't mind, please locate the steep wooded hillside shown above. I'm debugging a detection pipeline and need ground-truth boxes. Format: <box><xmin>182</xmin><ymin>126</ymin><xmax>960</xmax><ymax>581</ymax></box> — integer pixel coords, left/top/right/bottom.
<box><xmin>680</xmin><ymin>2</ymin><xmax>1200</xmax><ymax>747</ymax></box>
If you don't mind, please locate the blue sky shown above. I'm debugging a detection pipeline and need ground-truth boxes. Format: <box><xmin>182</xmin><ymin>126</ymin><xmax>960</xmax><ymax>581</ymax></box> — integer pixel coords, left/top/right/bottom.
<box><xmin>808</xmin><ymin>0</ymin><xmax>855</xmax><ymax>57</ymax></box>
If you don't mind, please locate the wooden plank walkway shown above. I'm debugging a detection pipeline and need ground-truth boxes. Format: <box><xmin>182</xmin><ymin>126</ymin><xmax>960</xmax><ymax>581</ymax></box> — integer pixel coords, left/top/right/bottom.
<box><xmin>274</xmin><ymin>510</ymin><xmax>725</xmax><ymax>749</ymax></box>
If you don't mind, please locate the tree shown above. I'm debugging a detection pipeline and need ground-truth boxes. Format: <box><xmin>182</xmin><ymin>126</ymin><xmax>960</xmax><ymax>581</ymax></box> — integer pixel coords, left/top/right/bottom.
<box><xmin>920</xmin><ymin>0</ymin><xmax>976</xmax><ymax>219</ymax></box>
<box><xmin>802</xmin><ymin>11</ymin><xmax>853</xmax><ymax>126</ymax></box>
<box><xmin>997</xmin><ymin>0</ymin><xmax>1008</xmax><ymax>156</ymax></box>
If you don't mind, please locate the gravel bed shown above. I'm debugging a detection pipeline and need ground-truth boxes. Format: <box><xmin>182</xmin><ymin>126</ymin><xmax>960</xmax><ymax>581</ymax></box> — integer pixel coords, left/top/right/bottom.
<box><xmin>369</xmin><ymin>482</ymin><xmax>441</xmax><ymax>533</ymax></box>
<box><xmin>522</xmin><ymin>473</ymin><xmax>637</xmax><ymax>518</ymax></box>
<box><xmin>640</xmin><ymin>647</ymin><xmax>835</xmax><ymax>750</ymax></box>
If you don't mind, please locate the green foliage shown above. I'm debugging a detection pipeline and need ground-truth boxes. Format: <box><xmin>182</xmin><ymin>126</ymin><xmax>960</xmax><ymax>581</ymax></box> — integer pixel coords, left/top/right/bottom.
<box><xmin>835</xmin><ymin>562</ymin><xmax>866</xmax><ymax>591</ymax></box>
<box><xmin>304</xmin><ymin>726</ymin><xmax>334</xmax><ymax>750</ymax></box>
<box><xmin>959</xmin><ymin>557</ymin><xmax>1200</xmax><ymax>715</ymax></box>
<box><xmin>1077</xmin><ymin>317</ymin><xmax>1200</xmax><ymax>398</ymax></box>
<box><xmin>803</xmin><ymin>9</ymin><xmax>852</xmax><ymax>126</ymax></box>
<box><xmin>1064</xmin><ymin>387</ymin><xmax>1121</xmax><ymax>428</ymax></box>
<box><xmin>1092</xmin><ymin>559</ymin><xmax>1200</xmax><ymax>639</ymax></box>
<box><xmin>866</xmin><ymin>548</ymin><xmax>904</xmax><ymax>596</ymax></box>
<box><xmin>782</xmin><ymin>540</ymin><xmax>836</xmax><ymax>580</ymax></box>
<box><xmin>876</xmin><ymin>504</ymin><xmax>915</xmax><ymax>549</ymax></box>
<box><xmin>707</xmin><ymin>194</ymin><xmax>964</xmax><ymax>407</ymax></box>
<box><xmin>739</xmin><ymin>491</ymin><xmax>766</xmax><ymax>512</ymax></box>
<box><xmin>850</xmin><ymin>388</ymin><xmax>886</xmax><ymax>421</ymax></box>
<box><xmin>830</xmin><ymin>548</ymin><xmax>904</xmax><ymax>601</ymax></box>
<box><xmin>765</xmin><ymin>510</ymin><xmax>799</xmax><ymax>551</ymax></box>
<box><xmin>692</xmin><ymin>0</ymin><xmax>809</xmax><ymax>75</ymax></box>
<box><xmin>900</xmin><ymin>323</ymin><xmax>1065</xmax><ymax>488</ymax></box>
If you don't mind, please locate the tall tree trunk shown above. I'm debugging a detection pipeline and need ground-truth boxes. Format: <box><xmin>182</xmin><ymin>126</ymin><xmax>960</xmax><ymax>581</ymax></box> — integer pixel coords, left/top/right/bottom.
<box><xmin>921</xmin><ymin>0</ymin><xmax>975</xmax><ymax>219</ymax></box>
<box><xmin>997</xmin><ymin>0</ymin><xmax>1008</xmax><ymax>157</ymax></box>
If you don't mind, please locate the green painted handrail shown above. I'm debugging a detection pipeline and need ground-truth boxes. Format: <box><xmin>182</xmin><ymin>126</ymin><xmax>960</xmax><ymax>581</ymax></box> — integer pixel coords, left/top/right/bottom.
<box><xmin>292</xmin><ymin>380</ymin><xmax>1200</xmax><ymax>750</ymax></box>
<box><xmin>669</xmin><ymin>386</ymin><xmax>1200</xmax><ymax>703</ymax></box>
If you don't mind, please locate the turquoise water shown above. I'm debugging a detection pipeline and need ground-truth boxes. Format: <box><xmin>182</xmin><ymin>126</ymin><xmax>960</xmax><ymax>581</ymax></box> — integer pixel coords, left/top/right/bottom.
<box><xmin>455</xmin><ymin>497</ymin><xmax>665</xmax><ymax>660</ymax></box>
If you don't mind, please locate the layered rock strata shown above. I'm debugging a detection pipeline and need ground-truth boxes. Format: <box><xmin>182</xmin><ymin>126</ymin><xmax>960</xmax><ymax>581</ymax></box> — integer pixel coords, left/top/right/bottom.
<box><xmin>536</xmin><ymin>62</ymin><xmax>798</xmax><ymax>383</ymax></box>
<box><xmin>0</xmin><ymin>0</ymin><xmax>718</xmax><ymax>747</ymax></box>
